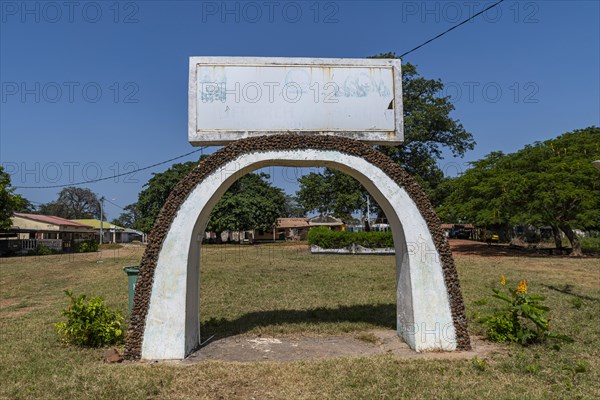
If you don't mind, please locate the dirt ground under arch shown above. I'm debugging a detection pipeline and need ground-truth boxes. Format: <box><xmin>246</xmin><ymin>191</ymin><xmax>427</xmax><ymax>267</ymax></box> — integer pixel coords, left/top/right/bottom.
<box><xmin>182</xmin><ymin>330</ymin><xmax>501</xmax><ymax>364</ymax></box>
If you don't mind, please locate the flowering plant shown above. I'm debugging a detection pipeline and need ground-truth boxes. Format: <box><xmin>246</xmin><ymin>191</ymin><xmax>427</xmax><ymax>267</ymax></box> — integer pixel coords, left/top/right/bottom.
<box><xmin>482</xmin><ymin>276</ymin><xmax>572</xmax><ymax>345</ymax></box>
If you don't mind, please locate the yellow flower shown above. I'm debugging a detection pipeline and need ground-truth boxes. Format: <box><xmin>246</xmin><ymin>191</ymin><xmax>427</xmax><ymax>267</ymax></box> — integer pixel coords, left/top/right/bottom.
<box><xmin>501</xmin><ymin>275</ymin><xmax>506</xmax><ymax>286</ymax></box>
<box><xmin>516</xmin><ymin>280</ymin><xmax>528</xmax><ymax>295</ymax></box>
<box><xmin>516</xmin><ymin>280</ymin><xmax>523</xmax><ymax>294</ymax></box>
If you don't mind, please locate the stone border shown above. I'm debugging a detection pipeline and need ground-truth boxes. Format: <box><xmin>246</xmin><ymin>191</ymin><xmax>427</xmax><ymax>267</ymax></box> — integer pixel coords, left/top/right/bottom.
<box><xmin>310</xmin><ymin>244</ymin><xmax>396</xmax><ymax>255</ymax></box>
<box><xmin>125</xmin><ymin>135</ymin><xmax>471</xmax><ymax>360</ymax></box>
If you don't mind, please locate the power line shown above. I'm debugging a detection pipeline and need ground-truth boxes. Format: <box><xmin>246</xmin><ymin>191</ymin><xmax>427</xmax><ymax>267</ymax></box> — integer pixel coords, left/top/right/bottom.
<box><xmin>103</xmin><ymin>198</ymin><xmax>125</xmax><ymax>210</ymax></box>
<box><xmin>14</xmin><ymin>146</ymin><xmax>208</xmax><ymax>189</ymax></box>
<box><xmin>399</xmin><ymin>0</ymin><xmax>505</xmax><ymax>59</ymax></box>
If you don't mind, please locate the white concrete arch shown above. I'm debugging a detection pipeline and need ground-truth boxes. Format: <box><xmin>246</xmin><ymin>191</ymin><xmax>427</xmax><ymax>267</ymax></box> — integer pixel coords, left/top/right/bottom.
<box><xmin>141</xmin><ymin>149</ymin><xmax>457</xmax><ymax>360</ymax></box>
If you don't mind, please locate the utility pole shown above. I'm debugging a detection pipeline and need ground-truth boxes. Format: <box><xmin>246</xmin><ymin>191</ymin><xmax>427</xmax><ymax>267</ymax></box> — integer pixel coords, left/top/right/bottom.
<box><xmin>99</xmin><ymin>196</ymin><xmax>105</xmax><ymax>245</ymax></box>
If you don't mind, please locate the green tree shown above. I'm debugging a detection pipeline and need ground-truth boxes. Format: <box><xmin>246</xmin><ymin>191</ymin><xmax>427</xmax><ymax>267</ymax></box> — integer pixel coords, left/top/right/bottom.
<box><xmin>14</xmin><ymin>197</ymin><xmax>35</xmax><ymax>213</ymax></box>
<box><xmin>111</xmin><ymin>203</ymin><xmax>140</xmax><ymax>229</ymax></box>
<box><xmin>136</xmin><ymin>161</ymin><xmax>197</xmax><ymax>233</ymax></box>
<box><xmin>438</xmin><ymin>127</ymin><xmax>600</xmax><ymax>256</ymax></box>
<box><xmin>136</xmin><ymin>160</ymin><xmax>287</xmax><ymax>235</ymax></box>
<box><xmin>282</xmin><ymin>194</ymin><xmax>306</xmax><ymax>218</ymax></box>
<box><xmin>296</xmin><ymin>169</ymin><xmax>376</xmax><ymax>221</ymax></box>
<box><xmin>296</xmin><ymin>172</ymin><xmax>330</xmax><ymax>215</ymax></box>
<box><xmin>0</xmin><ymin>166</ymin><xmax>29</xmax><ymax>229</ymax></box>
<box><xmin>38</xmin><ymin>187</ymin><xmax>101</xmax><ymax>220</ymax></box>
<box><xmin>206</xmin><ymin>173</ymin><xmax>286</xmax><ymax>237</ymax></box>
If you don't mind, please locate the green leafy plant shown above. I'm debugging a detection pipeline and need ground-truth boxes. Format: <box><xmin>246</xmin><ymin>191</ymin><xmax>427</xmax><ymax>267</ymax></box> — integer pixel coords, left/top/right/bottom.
<box><xmin>54</xmin><ymin>290</ymin><xmax>124</xmax><ymax>347</ymax></box>
<box><xmin>471</xmin><ymin>356</ymin><xmax>487</xmax><ymax>372</ymax></box>
<box><xmin>482</xmin><ymin>276</ymin><xmax>573</xmax><ymax>346</ymax></box>
<box><xmin>34</xmin><ymin>245</ymin><xmax>53</xmax><ymax>256</ymax></box>
<box><xmin>74</xmin><ymin>240</ymin><xmax>99</xmax><ymax>253</ymax></box>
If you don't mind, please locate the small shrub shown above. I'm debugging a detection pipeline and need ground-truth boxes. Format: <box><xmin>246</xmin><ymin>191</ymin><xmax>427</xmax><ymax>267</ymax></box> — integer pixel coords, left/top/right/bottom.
<box><xmin>34</xmin><ymin>245</ymin><xmax>53</xmax><ymax>256</ymax></box>
<box><xmin>74</xmin><ymin>240</ymin><xmax>99</xmax><ymax>253</ymax></box>
<box><xmin>54</xmin><ymin>290</ymin><xmax>124</xmax><ymax>347</ymax></box>
<box><xmin>471</xmin><ymin>356</ymin><xmax>487</xmax><ymax>372</ymax></box>
<box><xmin>579</xmin><ymin>237</ymin><xmax>600</xmax><ymax>253</ymax></box>
<box><xmin>481</xmin><ymin>276</ymin><xmax>573</xmax><ymax>346</ymax></box>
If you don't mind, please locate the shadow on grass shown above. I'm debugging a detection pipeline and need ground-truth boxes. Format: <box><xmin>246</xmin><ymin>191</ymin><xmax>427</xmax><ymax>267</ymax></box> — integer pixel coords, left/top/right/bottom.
<box><xmin>200</xmin><ymin>303</ymin><xmax>396</xmax><ymax>340</ymax></box>
<box><xmin>449</xmin><ymin>240</ymin><xmax>584</xmax><ymax>258</ymax></box>
<box><xmin>542</xmin><ymin>284</ymin><xmax>600</xmax><ymax>302</ymax></box>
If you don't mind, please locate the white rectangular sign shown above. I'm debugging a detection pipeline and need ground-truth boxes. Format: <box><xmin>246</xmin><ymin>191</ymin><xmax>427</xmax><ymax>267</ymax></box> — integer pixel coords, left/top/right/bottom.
<box><xmin>189</xmin><ymin>57</ymin><xmax>403</xmax><ymax>145</ymax></box>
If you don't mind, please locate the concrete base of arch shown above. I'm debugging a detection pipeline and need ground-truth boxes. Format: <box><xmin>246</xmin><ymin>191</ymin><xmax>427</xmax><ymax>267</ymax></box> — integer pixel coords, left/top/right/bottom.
<box><xmin>125</xmin><ymin>136</ymin><xmax>470</xmax><ymax>360</ymax></box>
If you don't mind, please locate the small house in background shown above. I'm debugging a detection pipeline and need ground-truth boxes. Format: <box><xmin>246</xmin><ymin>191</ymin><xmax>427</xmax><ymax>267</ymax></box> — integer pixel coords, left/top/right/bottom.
<box><xmin>1</xmin><ymin>213</ymin><xmax>95</xmax><ymax>254</ymax></box>
<box><xmin>274</xmin><ymin>217</ymin><xmax>310</xmax><ymax>241</ymax></box>
<box><xmin>251</xmin><ymin>218</ymin><xmax>310</xmax><ymax>242</ymax></box>
<box><xmin>441</xmin><ymin>223</ymin><xmax>476</xmax><ymax>240</ymax></box>
<box><xmin>72</xmin><ymin>219</ymin><xmax>146</xmax><ymax>243</ymax></box>
<box><xmin>308</xmin><ymin>215</ymin><xmax>344</xmax><ymax>231</ymax></box>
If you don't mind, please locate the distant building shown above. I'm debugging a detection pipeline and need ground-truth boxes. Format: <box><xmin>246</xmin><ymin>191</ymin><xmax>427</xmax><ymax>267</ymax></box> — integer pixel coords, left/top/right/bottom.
<box><xmin>441</xmin><ymin>224</ymin><xmax>476</xmax><ymax>239</ymax></box>
<box><xmin>72</xmin><ymin>219</ymin><xmax>146</xmax><ymax>243</ymax></box>
<box><xmin>1</xmin><ymin>213</ymin><xmax>95</xmax><ymax>254</ymax></box>
<box><xmin>247</xmin><ymin>218</ymin><xmax>311</xmax><ymax>242</ymax></box>
<box><xmin>308</xmin><ymin>215</ymin><xmax>344</xmax><ymax>231</ymax></box>
<box><xmin>274</xmin><ymin>217</ymin><xmax>310</xmax><ymax>241</ymax></box>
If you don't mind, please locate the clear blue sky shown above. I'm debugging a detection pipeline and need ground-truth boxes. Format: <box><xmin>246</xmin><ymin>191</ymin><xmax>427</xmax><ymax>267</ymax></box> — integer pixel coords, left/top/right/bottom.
<box><xmin>1</xmin><ymin>0</ymin><xmax>598</xmax><ymax>220</ymax></box>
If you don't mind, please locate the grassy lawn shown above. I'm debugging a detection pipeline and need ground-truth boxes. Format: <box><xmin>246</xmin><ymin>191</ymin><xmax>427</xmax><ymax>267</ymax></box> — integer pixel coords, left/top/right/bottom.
<box><xmin>1</xmin><ymin>243</ymin><xmax>599</xmax><ymax>399</ymax></box>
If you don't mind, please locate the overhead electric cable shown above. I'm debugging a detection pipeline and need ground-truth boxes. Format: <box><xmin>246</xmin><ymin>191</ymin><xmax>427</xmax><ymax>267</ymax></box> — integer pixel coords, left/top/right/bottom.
<box><xmin>399</xmin><ymin>0</ymin><xmax>505</xmax><ymax>58</ymax></box>
<box><xmin>14</xmin><ymin>147</ymin><xmax>208</xmax><ymax>189</ymax></box>
<box><xmin>103</xmin><ymin>198</ymin><xmax>126</xmax><ymax>210</ymax></box>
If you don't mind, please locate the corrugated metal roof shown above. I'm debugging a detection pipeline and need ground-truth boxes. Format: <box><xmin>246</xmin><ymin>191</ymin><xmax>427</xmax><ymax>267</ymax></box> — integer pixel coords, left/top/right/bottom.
<box><xmin>14</xmin><ymin>213</ymin><xmax>92</xmax><ymax>228</ymax></box>
<box><xmin>124</xmin><ymin>228</ymin><xmax>144</xmax><ymax>235</ymax></box>
<box><xmin>72</xmin><ymin>219</ymin><xmax>125</xmax><ymax>230</ymax></box>
<box><xmin>308</xmin><ymin>215</ymin><xmax>344</xmax><ymax>225</ymax></box>
<box><xmin>276</xmin><ymin>218</ymin><xmax>309</xmax><ymax>229</ymax></box>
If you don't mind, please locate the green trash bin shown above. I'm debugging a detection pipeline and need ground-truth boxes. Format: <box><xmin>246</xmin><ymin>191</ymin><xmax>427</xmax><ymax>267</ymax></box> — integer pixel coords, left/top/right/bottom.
<box><xmin>123</xmin><ymin>266</ymin><xmax>140</xmax><ymax>313</ymax></box>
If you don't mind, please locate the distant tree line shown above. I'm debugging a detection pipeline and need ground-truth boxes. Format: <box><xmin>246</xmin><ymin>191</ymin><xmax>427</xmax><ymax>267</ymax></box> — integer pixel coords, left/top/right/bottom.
<box><xmin>436</xmin><ymin>127</ymin><xmax>600</xmax><ymax>256</ymax></box>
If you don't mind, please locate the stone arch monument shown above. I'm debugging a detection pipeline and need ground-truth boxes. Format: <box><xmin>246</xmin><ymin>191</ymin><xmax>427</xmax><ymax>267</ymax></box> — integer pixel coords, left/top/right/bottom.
<box><xmin>124</xmin><ymin>57</ymin><xmax>470</xmax><ymax>360</ymax></box>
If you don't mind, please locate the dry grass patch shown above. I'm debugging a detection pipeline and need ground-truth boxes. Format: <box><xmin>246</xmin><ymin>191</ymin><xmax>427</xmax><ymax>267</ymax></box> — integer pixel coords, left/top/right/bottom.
<box><xmin>0</xmin><ymin>242</ymin><xmax>599</xmax><ymax>399</ymax></box>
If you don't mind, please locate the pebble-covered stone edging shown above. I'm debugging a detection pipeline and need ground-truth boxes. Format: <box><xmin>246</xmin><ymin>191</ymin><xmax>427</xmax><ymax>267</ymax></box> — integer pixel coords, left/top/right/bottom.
<box><xmin>125</xmin><ymin>135</ymin><xmax>471</xmax><ymax>360</ymax></box>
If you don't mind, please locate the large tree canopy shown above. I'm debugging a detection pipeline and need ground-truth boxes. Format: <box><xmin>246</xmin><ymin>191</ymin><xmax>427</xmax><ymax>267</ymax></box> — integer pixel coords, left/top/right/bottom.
<box><xmin>111</xmin><ymin>203</ymin><xmax>141</xmax><ymax>229</ymax></box>
<box><xmin>135</xmin><ymin>160</ymin><xmax>287</xmax><ymax>235</ymax></box>
<box><xmin>438</xmin><ymin>127</ymin><xmax>600</xmax><ymax>256</ymax></box>
<box><xmin>38</xmin><ymin>187</ymin><xmax>102</xmax><ymax>220</ymax></box>
<box><xmin>206</xmin><ymin>173</ymin><xmax>286</xmax><ymax>235</ymax></box>
<box><xmin>135</xmin><ymin>161</ymin><xmax>197</xmax><ymax>233</ymax></box>
<box><xmin>296</xmin><ymin>168</ymin><xmax>375</xmax><ymax>221</ymax></box>
<box><xmin>0</xmin><ymin>166</ymin><xmax>29</xmax><ymax>229</ymax></box>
